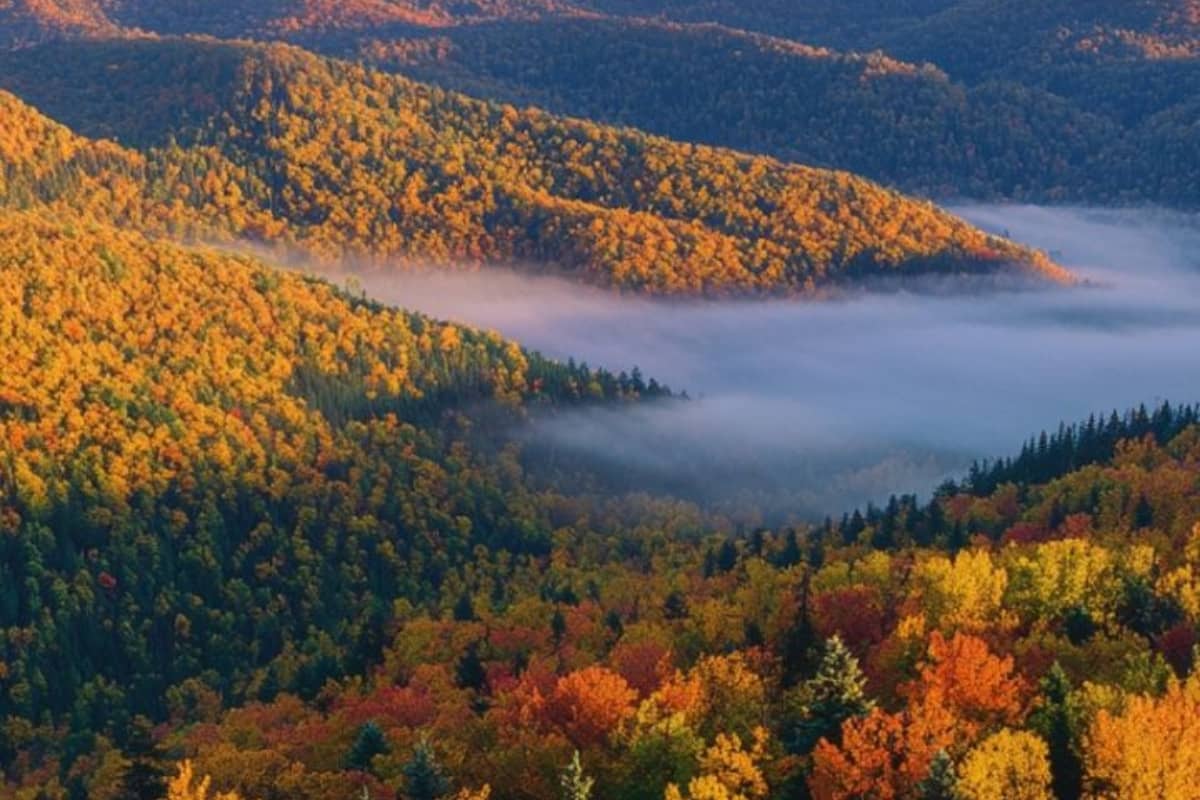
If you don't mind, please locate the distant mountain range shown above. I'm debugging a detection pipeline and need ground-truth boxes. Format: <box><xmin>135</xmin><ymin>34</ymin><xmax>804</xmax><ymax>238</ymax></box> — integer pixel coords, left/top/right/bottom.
<box><xmin>0</xmin><ymin>38</ymin><xmax>1071</xmax><ymax>294</ymax></box>
<box><xmin>4</xmin><ymin>0</ymin><xmax>1196</xmax><ymax>206</ymax></box>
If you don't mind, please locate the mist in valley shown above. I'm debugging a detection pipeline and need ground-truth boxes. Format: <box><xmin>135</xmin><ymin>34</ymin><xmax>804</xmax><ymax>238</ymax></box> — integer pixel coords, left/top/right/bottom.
<box><xmin>346</xmin><ymin>206</ymin><xmax>1200</xmax><ymax>521</ymax></box>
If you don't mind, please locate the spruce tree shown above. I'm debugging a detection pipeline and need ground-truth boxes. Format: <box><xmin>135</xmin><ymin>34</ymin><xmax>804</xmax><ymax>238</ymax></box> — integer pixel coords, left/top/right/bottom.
<box><xmin>120</xmin><ymin>716</ymin><xmax>168</xmax><ymax>800</ymax></box>
<box><xmin>1029</xmin><ymin>663</ymin><xmax>1083</xmax><ymax>800</ymax></box>
<box><xmin>346</xmin><ymin>720</ymin><xmax>390</xmax><ymax>772</ymax></box>
<box><xmin>456</xmin><ymin>641</ymin><xmax>488</xmax><ymax>693</ymax></box>
<box><xmin>453</xmin><ymin>592</ymin><xmax>477</xmax><ymax>622</ymax></box>
<box><xmin>917</xmin><ymin>749</ymin><xmax>959</xmax><ymax>800</ymax></box>
<box><xmin>403</xmin><ymin>737</ymin><xmax>450</xmax><ymax>800</ymax></box>
<box><xmin>787</xmin><ymin>635</ymin><xmax>874</xmax><ymax>754</ymax></box>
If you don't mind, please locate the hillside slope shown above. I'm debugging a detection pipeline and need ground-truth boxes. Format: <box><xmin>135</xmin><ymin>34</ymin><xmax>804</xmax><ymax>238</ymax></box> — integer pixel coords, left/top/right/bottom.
<box><xmin>8</xmin><ymin>374</ymin><xmax>1199</xmax><ymax>796</ymax></box>
<box><xmin>0</xmin><ymin>209</ymin><xmax>661</xmax><ymax>780</ymax></box>
<box><xmin>3</xmin><ymin>2</ymin><xmax>1193</xmax><ymax>205</ymax></box>
<box><xmin>0</xmin><ymin>39</ymin><xmax>1071</xmax><ymax>294</ymax></box>
<box><xmin>0</xmin><ymin>0</ymin><xmax>579</xmax><ymax>44</ymax></box>
<box><xmin>353</xmin><ymin>18</ymin><xmax>1143</xmax><ymax>203</ymax></box>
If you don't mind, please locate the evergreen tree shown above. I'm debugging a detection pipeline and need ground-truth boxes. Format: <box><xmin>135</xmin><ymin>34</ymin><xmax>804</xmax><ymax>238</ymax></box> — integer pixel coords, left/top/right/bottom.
<box><xmin>120</xmin><ymin>716</ymin><xmax>168</xmax><ymax>800</ymax></box>
<box><xmin>1029</xmin><ymin>663</ymin><xmax>1083</xmax><ymax>800</ymax></box>
<box><xmin>744</xmin><ymin>620</ymin><xmax>765</xmax><ymax>648</ymax></box>
<box><xmin>347</xmin><ymin>721</ymin><xmax>390</xmax><ymax>772</ymax></box>
<box><xmin>748</xmin><ymin>528</ymin><xmax>766</xmax><ymax>557</ymax></box>
<box><xmin>604</xmin><ymin>608</ymin><xmax>624</xmax><ymax>637</ymax></box>
<box><xmin>1063</xmin><ymin>606</ymin><xmax>1097</xmax><ymax>645</ymax></box>
<box><xmin>1134</xmin><ymin>494</ymin><xmax>1154</xmax><ymax>529</ymax></box>
<box><xmin>781</xmin><ymin>572</ymin><xmax>819</xmax><ymax>688</ymax></box>
<box><xmin>775</xmin><ymin>529</ymin><xmax>803</xmax><ymax>568</ymax></box>
<box><xmin>946</xmin><ymin>521</ymin><xmax>968</xmax><ymax>553</ymax></box>
<box><xmin>453</xmin><ymin>591</ymin><xmax>477</xmax><ymax>622</ymax></box>
<box><xmin>917</xmin><ymin>749</ymin><xmax>959</xmax><ymax>800</ymax></box>
<box><xmin>403</xmin><ymin>738</ymin><xmax>451</xmax><ymax>800</ymax></box>
<box><xmin>786</xmin><ymin>635</ymin><xmax>874</xmax><ymax>754</ymax></box>
<box><xmin>560</xmin><ymin>750</ymin><xmax>594</xmax><ymax>800</ymax></box>
<box><xmin>716</xmin><ymin>539</ymin><xmax>739</xmax><ymax>572</ymax></box>
<box><xmin>780</xmin><ymin>609</ymin><xmax>819</xmax><ymax>689</ymax></box>
<box><xmin>551</xmin><ymin>607</ymin><xmax>568</xmax><ymax>646</ymax></box>
<box><xmin>663</xmin><ymin>590</ymin><xmax>689</xmax><ymax>620</ymax></box>
<box><xmin>456</xmin><ymin>642</ymin><xmax>488</xmax><ymax>694</ymax></box>
<box><xmin>807</xmin><ymin>537</ymin><xmax>826</xmax><ymax>569</ymax></box>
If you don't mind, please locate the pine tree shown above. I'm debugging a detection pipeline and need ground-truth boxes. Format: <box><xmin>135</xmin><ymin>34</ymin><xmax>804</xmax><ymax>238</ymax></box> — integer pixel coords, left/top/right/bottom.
<box><xmin>560</xmin><ymin>751</ymin><xmax>594</xmax><ymax>800</ymax></box>
<box><xmin>403</xmin><ymin>737</ymin><xmax>451</xmax><ymax>800</ymax></box>
<box><xmin>917</xmin><ymin>749</ymin><xmax>960</xmax><ymax>800</ymax></box>
<box><xmin>346</xmin><ymin>721</ymin><xmax>390</xmax><ymax>772</ymax></box>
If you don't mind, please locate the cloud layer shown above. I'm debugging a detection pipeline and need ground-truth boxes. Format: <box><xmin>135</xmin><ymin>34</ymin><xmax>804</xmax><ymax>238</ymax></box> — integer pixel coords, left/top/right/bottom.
<box><xmin>347</xmin><ymin>206</ymin><xmax>1200</xmax><ymax>520</ymax></box>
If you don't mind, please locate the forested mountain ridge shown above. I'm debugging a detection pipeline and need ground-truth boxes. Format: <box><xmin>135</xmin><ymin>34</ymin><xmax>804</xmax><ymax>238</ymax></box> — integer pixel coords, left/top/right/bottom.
<box><xmin>2</xmin><ymin>1</ymin><xmax>1195</xmax><ymax>205</ymax></box>
<box><xmin>0</xmin><ymin>0</ymin><xmax>583</xmax><ymax>44</ymax></box>
<box><xmin>0</xmin><ymin>208</ymin><xmax>673</xmax><ymax>794</ymax></box>
<box><xmin>577</xmin><ymin>0</ymin><xmax>1200</xmax><ymax>61</ymax></box>
<box><xmin>7</xmin><ymin>0</ymin><xmax>1194</xmax><ymax>51</ymax></box>
<box><xmin>348</xmin><ymin>17</ymin><xmax>1156</xmax><ymax>204</ymax></box>
<box><xmin>8</xmin><ymin>342</ymin><xmax>1199</xmax><ymax>798</ymax></box>
<box><xmin>0</xmin><ymin>39</ymin><xmax>1073</xmax><ymax>294</ymax></box>
<box><xmin>2</xmin><ymin>3</ymin><xmax>1198</xmax><ymax>797</ymax></box>
<box><xmin>333</xmin><ymin>10</ymin><xmax>1198</xmax><ymax>206</ymax></box>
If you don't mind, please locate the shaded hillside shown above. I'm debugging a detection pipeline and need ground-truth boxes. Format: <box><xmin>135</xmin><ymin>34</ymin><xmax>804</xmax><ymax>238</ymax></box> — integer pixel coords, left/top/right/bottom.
<box><xmin>351</xmin><ymin>18</ymin><xmax>1147</xmax><ymax>203</ymax></box>
<box><xmin>0</xmin><ymin>0</ymin><xmax>118</xmax><ymax>46</ymax></box>
<box><xmin>0</xmin><ymin>40</ymin><xmax>1071</xmax><ymax>294</ymax></box>
<box><xmin>579</xmin><ymin>0</ymin><xmax>1200</xmax><ymax>66</ymax></box>
<box><xmin>0</xmin><ymin>0</ymin><xmax>580</xmax><ymax>44</ymax></box>
<box><xmin>577</xmin><ymin>0</ymin><xmax>1200</xmax><ymax>133</ymax></box>
<box><xmin>6</xmin><ymin>334</ymin><xmax>1199</xmax><ymax>796</ymax></box>
<box><xmin>3</xmin><ymin>2</ymin><xmax>1194</xmax><ymax>205</ymax></box>
<box><xmin>0</xmin><ymin>210</ymin><xmax>663</xmax><ymax>785</ymax></box>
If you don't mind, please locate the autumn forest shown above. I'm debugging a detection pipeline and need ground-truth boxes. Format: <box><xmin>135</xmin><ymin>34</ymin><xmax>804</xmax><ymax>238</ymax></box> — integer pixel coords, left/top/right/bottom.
<box><xmin>0</xmin><ymin>2</ymin><xmax>1199</xmax><ymax>799</ymax></box>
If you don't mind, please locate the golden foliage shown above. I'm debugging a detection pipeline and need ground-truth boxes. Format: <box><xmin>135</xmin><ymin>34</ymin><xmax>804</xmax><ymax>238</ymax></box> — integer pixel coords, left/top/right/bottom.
<box><xmin>166</xmin><ymin>761</ymin><xmax>243</xmax><ymax>800</ymax></box>
<box><xmin>0</xmin><ymin>38</ymin><xmax>1071</xmax><ymax>296</ymax></box>
<box><xmin>956</xmin><ymin>729</ymin><xmax>1053</xmax><ymax>800</ymax></box>
<box><xmin>1083</xmin><ymin>678</ymin><xmax>1200</xmax><ymax>799</ymax></box>
<box><xmin>664</xmin><ymin>728</ymin><xmax>769</xmax><ymax>800</ymax></box>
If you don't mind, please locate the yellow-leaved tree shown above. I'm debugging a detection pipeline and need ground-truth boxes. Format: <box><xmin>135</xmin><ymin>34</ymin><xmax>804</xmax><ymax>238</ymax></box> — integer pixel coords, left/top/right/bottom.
<box><xmin>956</xmin><ymin>729</ymin><xmax>1053</xmax><ymax>800</ymax></box>
<box><xmin>664</xmin><ymin>727</ymin><xmax>770</xmax><ymax>800</ymax></box>
<box><xmin>1083</xmin><ymin>678</ymin><xmax>1200</xmax><ymax>799</ymax></box>
<box><xmin>166</xmin><ymin>761</ymin><xmax>242</xmax><ymax>800</ymax></box>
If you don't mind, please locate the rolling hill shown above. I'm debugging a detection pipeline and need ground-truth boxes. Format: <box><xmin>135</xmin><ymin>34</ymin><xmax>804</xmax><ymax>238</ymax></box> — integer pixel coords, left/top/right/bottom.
<box><xmin>1</xmin><ymin>3</ymin><xmax>1197</xmax><ymax>799</ymax></box>
<box><xmin>3</xmin><ymin>242</ymin><xmax>1196</xmax><ymax>798</ymax></box>
<box><xmin>0</xmin><ymin>209</ymin><xmax>664</xmax><ymax>788</ymax></box>
<box><xmin>347</xmin><ymin>18</ymin><xmax>1138</xmax><ymax>203</ymax></box>
<box><xmin>0</xmin><ymin>38</ymin><xmax>1071</xmax><ymax>295</ymax></box>
<box><xmin>1</xmin><ymin>1</ymin><xmax>1195</xmax><ymax>206</ymax></box>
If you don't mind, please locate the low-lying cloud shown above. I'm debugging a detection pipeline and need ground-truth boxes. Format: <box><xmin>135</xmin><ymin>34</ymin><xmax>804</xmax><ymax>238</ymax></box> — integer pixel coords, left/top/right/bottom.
<box><xmin>344</xmin><ymin>206</ymin><xmax>1200</xmax><ymax>520</ymax></box>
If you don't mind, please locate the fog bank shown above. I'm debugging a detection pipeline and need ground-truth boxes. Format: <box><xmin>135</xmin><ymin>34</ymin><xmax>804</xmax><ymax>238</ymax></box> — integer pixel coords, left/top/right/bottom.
<box><xmin>347</xmin><ymin>206</ymin><xmax>1200</xmax><ymax>519</ymax></box>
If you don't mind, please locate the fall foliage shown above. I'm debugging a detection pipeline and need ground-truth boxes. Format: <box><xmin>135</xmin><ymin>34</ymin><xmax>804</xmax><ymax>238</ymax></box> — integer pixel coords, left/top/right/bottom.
<box><xmin>0</xmin><ymin>38</ymin><xmax>1072</xmax><ymax>296</ymax></box>
<box><xmin>0</xmin><ymin>4</ymin><xmax>1198</xmax><ymax>798</ymax></box>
